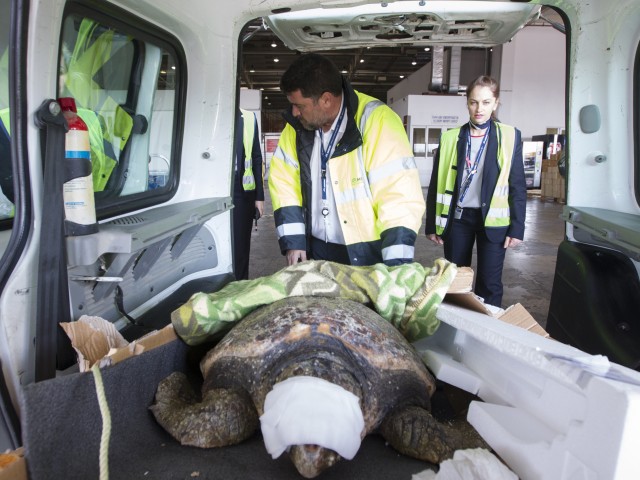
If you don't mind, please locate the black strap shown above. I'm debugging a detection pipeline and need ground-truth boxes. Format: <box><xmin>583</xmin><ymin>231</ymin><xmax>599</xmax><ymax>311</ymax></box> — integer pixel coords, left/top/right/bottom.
<box><xmin>33</xmin><ymin>99</ymin><xmax>72</xmax><ymax>381</ymax></box>
<box><xmin>115</xmin><ymin>285</ymin><xmax>142</xmax><ymax>326</ymax></box>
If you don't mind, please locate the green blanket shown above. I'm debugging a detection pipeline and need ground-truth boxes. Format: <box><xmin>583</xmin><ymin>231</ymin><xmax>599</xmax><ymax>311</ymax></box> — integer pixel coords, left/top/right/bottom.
<box><xmin>171</xmin><ymin>258</ymin><xmax>457</xmax><ymax>345</ymax></box>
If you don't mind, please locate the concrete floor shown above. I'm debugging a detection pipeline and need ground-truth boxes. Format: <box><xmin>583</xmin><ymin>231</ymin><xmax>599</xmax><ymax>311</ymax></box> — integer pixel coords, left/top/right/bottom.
<box><xmin>249</xmin><ymin>186</ymin><xmax>565</xmax><ymax>328</ymax></box>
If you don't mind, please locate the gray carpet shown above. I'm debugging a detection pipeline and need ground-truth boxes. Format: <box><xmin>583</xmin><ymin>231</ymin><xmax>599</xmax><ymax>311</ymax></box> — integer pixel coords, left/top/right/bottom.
<box><xmin>21</xmin><ymin>339</ymin><xmax>436</xmax><ymax>479</ymax></box>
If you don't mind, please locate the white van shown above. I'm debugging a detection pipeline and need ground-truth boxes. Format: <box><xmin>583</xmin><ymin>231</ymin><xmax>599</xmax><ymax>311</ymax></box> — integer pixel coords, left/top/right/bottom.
<box><xmin>0</xmin><ymin>1</ymin><xmax>638</xmax><ymax>478</ymax></box>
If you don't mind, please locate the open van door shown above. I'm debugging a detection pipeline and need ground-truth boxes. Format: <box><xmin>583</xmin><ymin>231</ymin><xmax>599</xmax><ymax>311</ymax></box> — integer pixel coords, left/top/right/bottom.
<box><xmin>1</xmin><ymin>0</ymin><xmax>639</xmax><ymax>478</ymax></box>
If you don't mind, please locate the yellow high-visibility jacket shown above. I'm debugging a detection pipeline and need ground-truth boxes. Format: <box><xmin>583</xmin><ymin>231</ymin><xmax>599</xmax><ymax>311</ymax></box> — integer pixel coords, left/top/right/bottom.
<box><xmin>268</xmin><ymin>80</ymin><xmax>425</xmax><ymax>266</ymax></box>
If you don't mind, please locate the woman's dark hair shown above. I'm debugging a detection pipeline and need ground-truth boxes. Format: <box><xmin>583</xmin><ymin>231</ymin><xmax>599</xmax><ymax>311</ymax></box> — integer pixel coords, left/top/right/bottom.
<box><xmin>280</xmin><ymin>53</ymin><xmax>343</xmax><ymax>100</ymax></box>
<box><xmin>466</xmin><ymin>75</ymin><xmax>500</xmax><ymax>99</ymax></box>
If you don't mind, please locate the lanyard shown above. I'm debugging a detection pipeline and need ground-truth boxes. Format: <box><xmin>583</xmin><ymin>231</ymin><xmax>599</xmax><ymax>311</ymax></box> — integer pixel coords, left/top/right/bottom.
<box><xmin>319</xmin><ymin>104</ymin><xmax>346</xmax><ymax>206</ymax></box>
<box><xmin>458</xmin><ymin>125</ymin><xmax>490</xmax><ymax>205</ymax></box>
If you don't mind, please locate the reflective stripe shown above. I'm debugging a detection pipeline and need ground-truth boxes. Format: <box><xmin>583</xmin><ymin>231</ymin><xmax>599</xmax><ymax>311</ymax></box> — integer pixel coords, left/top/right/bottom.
<box><xmin>274</xmin><ymin>145</ymin><xmax>298</xmax><ymax>169</ymax></box>
<box><xmin>493</xmin><ymin>184</ymin><xmax>509</xmax><ymax>197</ymax></box>
<box><xmin>436</xmin><ymin>216</ymin><xmax>448</xmax><ymax>228</ymax></box>
<box><xmin>355</xmin><ymin>148</ymin><xmax>373</xmax><ymax>201</ymax></box>
<box><xmin>368</xmin><ymin>156</ymin><xmax>416</xmax><ymax>185</ymax></box>
<box><xmin>382</xmin><ymin>244</ymin><xmax>414</xmax><ymax>261</ymax></box>
<box><xmin>487</xmin><ymin>207</ymin><xmax>510</xmax><ymax>219</ymax></box>
<box><xmin>334</xmin><ymin>182</ymin><xmax>371</xmax><ymax>205</ymax></box>
<box><xmin>358</xmin><ymin>99</ymin><xmax>384</xmax><ymax>132</ymax></box>
<box><xmin>436</xmin><ymin>192</ymin><xmax>453</xmax><ymax>206</ymax></box>
<box><xmin>276</xmin><ymin>222</ymin><xmax>306</xmax><ymax>238</ymax></box>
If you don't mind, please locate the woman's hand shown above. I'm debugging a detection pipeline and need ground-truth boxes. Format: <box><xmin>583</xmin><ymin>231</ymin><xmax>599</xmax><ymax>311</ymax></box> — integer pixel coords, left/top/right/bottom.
<box><xmin>427</xmin><ymin>234</ymin><xmax>444</xmax><ymax>245</ymax></box>
<box><xmin>504</xmin><ymin>236</ymin><xmax>522</xmax><ymax>249</ymax></box>
<box><xmin>255</xmin><ymin>200</ymin><xmax>264</xmax><ymax>217</ymax></box>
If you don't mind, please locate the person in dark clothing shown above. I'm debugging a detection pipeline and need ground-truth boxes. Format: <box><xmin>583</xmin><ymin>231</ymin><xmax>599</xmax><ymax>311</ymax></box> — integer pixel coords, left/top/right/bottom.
<box><xmin>232</xmin><ymin>108</ymin><xmax>264</xmax><ymax>280</ymax></box>
<box><xmin>425</xmin><ymin>75</ymin><xmax>526</xmax><ymax>308</ymax></box>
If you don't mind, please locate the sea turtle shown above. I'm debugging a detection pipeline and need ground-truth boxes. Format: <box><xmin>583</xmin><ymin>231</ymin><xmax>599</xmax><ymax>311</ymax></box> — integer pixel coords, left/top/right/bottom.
<box><xmin>151</xmin><ymin>296</ymin><xmax>486</xmax><ymax>478</ymax></box>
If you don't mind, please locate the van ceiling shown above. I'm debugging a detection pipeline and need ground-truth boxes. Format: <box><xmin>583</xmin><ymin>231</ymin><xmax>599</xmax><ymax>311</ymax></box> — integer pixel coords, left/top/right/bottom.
<box><xmin>241</xmin><ymin>4</ymin><xmax>561</xmax><ymax>114</ymax></box>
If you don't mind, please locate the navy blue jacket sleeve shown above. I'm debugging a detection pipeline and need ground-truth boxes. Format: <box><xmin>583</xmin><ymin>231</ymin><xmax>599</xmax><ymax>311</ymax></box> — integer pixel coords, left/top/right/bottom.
<box><xmin>507</xmin><ymin>128</ymin><xmax>526</xmax><ymax>240</ymax></box>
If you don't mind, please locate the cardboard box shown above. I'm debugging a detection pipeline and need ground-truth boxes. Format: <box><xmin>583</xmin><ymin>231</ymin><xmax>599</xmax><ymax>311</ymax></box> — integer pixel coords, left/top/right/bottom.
<box><xmin>445</xmin><ymin>266</ymin><xmax>549</xmax><ymax>337</ymax></box>
<box><xmin>60</xmin><ymin>316</ymin><xmax>177</xmax><ymax>372</ymax></box>
<box><xmin>0</xmin><ymin>448</ymin><xmax>27</xmax><ymax>480</ymax></box>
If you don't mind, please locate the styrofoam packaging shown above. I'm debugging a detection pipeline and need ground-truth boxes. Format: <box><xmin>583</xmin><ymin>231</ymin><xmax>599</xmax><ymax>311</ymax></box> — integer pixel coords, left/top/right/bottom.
<box><xmin>414</xmin><ymin>303</ymin><xmax>640</xmax><ymax>480</ymax></box>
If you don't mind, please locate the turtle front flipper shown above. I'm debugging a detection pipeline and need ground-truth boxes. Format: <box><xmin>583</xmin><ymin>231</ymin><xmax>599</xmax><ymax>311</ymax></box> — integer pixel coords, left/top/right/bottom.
<box><xmin>150</xmin><ymin>372</ymin><xmax>259</xmax><ymax>448</ymax></box>
<box><xmin>379</xmin><ymin>406</ymin><xmax>488</xmax><ymax>464</ymax></box>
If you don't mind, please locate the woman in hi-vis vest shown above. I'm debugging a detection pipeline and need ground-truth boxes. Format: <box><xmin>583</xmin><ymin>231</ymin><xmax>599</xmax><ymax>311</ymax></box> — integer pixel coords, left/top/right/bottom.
<box><xmin>425</xmin><ymin>75</ymin><xmax>526</xmax><ymax>308</ymax></box>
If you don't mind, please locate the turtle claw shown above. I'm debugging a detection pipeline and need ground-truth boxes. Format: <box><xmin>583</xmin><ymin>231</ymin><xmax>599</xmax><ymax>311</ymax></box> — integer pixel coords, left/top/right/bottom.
<box><xmin>379</xmin><ymin>406</ymin><xmax>489</xmax><ymax>464</ymax></box>
<box><xmin>150</xmin><ymin>371</ymin><xmax>259</xmax><ymax>448</ymax></box>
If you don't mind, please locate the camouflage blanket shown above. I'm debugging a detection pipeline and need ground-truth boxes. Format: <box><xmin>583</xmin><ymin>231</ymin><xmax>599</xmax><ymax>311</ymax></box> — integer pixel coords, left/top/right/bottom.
<box><xmin>171</xmin><ymin>258</ymin><xmax>457</xmax><ymax>345</ymax></box>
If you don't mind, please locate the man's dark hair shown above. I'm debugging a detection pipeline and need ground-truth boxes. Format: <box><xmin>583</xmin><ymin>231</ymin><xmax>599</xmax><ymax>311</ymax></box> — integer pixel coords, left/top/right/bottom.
<box><xmin>280</xmin><ymin>53</ymin><xmax>343</xmax><ymax>99</ymax></box>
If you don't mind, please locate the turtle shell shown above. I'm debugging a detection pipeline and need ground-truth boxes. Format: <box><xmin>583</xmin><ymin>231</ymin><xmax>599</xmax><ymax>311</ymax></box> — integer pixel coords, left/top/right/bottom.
<box><xmin>200</xmin><ymin>296</ymin><xmax>436</xmax><ymax>432</ymax></box>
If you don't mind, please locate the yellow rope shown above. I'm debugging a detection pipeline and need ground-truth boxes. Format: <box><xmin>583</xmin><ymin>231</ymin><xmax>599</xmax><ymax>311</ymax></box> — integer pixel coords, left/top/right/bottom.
<box><xmin>92</xmin><ymin>363</ymin><xmax>111</xmax><ymax>480</ymax></box>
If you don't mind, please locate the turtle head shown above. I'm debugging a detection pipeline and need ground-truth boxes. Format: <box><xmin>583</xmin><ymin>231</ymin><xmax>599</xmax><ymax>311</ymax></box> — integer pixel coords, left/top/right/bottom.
<box><xmin>289</xmin><ymin>444</ymin><xmax>341</xmax><ymax>478</ymax></box>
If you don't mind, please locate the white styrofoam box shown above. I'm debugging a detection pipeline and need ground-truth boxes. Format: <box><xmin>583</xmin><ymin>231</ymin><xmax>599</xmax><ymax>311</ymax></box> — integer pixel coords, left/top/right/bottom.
<box><xmin>414</xmin><ymin>303</ymin><xmax>640</xmax><ymax>480</ymax></box>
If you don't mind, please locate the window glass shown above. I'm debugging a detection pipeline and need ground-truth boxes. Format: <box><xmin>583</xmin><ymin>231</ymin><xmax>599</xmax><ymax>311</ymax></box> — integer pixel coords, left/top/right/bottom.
<box><xmin>58</xmin><ymin>11</ymin><xmax>180</xmax><ymax>213</ymax></box>
<box><xmin>0</xmin><ymin>0</ymin><xmax>15</xmax><ymax>222</ymax></box>
<box><xmin>412</xmin><ymin>127</ymin><xmax>426</xmax><ymax>156</ymax></box>
<box><xmin>427</xmin><ymin>128</ymin><xmax>441</xmax><ymax>158</ymax></box>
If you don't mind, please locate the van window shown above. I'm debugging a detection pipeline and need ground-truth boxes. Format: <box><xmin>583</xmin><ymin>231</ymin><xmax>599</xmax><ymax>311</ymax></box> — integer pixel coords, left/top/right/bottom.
<box><xmin>0</xmin><ymin>0</ymin><xmax>14</xmax><ymax>224</ymax></box>
<box><xmin>58</xmin><ymin>5</ymin><xmax>185</xmax><ymax>217</ymax></box>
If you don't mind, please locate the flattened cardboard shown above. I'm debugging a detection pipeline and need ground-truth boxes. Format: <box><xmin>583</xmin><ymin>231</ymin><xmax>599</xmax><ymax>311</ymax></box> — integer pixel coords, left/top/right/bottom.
<box><xmin>106</xmin><ymin>325</ymin><xmax>177</xmax><ymax>365</ymax></box>
<box><xmin>444</xmin><ymin>269</ymin><xmax>549</xmax><ymax>338</ymax></box>
<box><xmin>446</xmin><ymin>266</ymin><xmax>474</xmax><ymax>293</ymax></box>
<box><xmin>0</xmin><ymin>448</ymin><xmax>27</xmax><ymax>480</ymax></box>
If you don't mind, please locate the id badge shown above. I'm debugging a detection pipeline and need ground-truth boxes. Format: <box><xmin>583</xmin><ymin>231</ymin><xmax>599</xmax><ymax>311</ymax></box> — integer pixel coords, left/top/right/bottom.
<box><xmin>454</xmin><ymin>206</ymin><xmax>463</xmax><ymax>220</ymax></box>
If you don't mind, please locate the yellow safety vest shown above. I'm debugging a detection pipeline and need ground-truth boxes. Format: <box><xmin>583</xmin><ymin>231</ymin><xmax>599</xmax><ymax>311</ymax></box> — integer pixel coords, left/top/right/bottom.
<box><xmin>434</xmin><ymin>122</ymin><xmax>516</xmax><ymax>235</ymax></box>
<box><xmin>240</xmin><ymin>109</ymin><xmax>256</xmax><ymax>191</ymax></box>
<box><xmin>269</xmin><ymin>90</ymin><xmax>424</xmax><ymax>265</ymax></box>
<box><xmin>0</xmin><ymin>108</ymin><xmax>15</xmax><ymax>219</ymax></box>
<box><xmin>62</xmin><ymin>18</ymin><xmax>133</xmax><ymax>192</ymax></box>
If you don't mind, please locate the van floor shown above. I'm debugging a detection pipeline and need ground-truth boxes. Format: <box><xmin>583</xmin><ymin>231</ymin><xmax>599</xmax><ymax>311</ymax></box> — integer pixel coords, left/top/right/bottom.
<box><xmin>250</xmin><ymin>187</ymin><xmax>565</xmax><ymax>329</ymax></box>
<box><xmin>22</xmin><ymin>338</ymin><xmax>455</xmax><ymax>479</ymax></box>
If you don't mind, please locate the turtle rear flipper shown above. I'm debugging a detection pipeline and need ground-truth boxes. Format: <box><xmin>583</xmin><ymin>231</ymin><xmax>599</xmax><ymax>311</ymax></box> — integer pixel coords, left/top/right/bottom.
<box><xmin>150</xmin><ymin>371</ymin><xmax>259</xmax><ymax>448</ymax></box>
<box><xmin>379</xmin><ymin>406</ymin><xmax>488</xmax><ymax>464</ymax></box>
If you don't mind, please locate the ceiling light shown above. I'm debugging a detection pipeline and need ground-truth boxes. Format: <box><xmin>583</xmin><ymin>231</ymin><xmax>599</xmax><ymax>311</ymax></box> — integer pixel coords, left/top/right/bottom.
<box><xmin>411</xmin><ymin>60</ymin><xmax>417</xmax><ymax>65</ymax></box>
<box><xmin>274</xmin><ymin>58</ymin><xmax>280</xmax><ymax>63</ymax></box>
<box><xmin>341</xmin><ymin>70</ymin><xmax>348</xmax><ymax>74</ymax></box>
<box><xmin>271</xmin><ymin>42</ymin><xmax>277</xmax><ymax>47</ymax></box>
<box><xmin>424</xmin><ymin>47</ymin><xmax>431</xmax><ymax>52</ymax></box>
<box><xmin>399</xmin><ymin>75</ymin><xmax>405</xmax><ymax>79</ymax></box>
<box><xmin>359</xmin><ymin>59</ymin><xmax>364</xmax><ymax>63</ymax></box>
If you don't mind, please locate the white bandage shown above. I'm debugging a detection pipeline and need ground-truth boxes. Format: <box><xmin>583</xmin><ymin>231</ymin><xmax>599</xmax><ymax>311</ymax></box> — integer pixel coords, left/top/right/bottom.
<box><xmin>259</xmin><ymin>376</ymin><xmax>365</xmax><ymax>460</ymax></box>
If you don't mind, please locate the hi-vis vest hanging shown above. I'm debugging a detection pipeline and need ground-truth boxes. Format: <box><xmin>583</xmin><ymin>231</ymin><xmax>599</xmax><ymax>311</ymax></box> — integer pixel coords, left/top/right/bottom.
<box><xmin>434</xmin><ymin>122</ymin><xmax>516</xmax><ymax>235</ymax></box>
<box><xmin>240</xmin><ymin>109</ymin><xmax>256</xmax><ymax>191</ymax></box>
<box><xmin>62</xmin><ymin>19</ymin><xmax>134</xmax><ymax>192</ymax></box>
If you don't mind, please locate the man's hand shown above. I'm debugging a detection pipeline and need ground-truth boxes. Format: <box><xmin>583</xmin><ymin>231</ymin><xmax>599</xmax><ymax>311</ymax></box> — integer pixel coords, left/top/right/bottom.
<box><xmin>286</xmin><ymin>249</ymin><xmax>307</xmax><ymax>265</ymax></box>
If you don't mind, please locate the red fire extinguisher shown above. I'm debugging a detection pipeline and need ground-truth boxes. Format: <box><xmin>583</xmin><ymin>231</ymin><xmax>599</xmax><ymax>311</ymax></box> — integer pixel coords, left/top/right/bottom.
<box><xmin>58</xmin><ymin>97</ymin><xmax>98</xmax><ymax>236</ymax></box>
